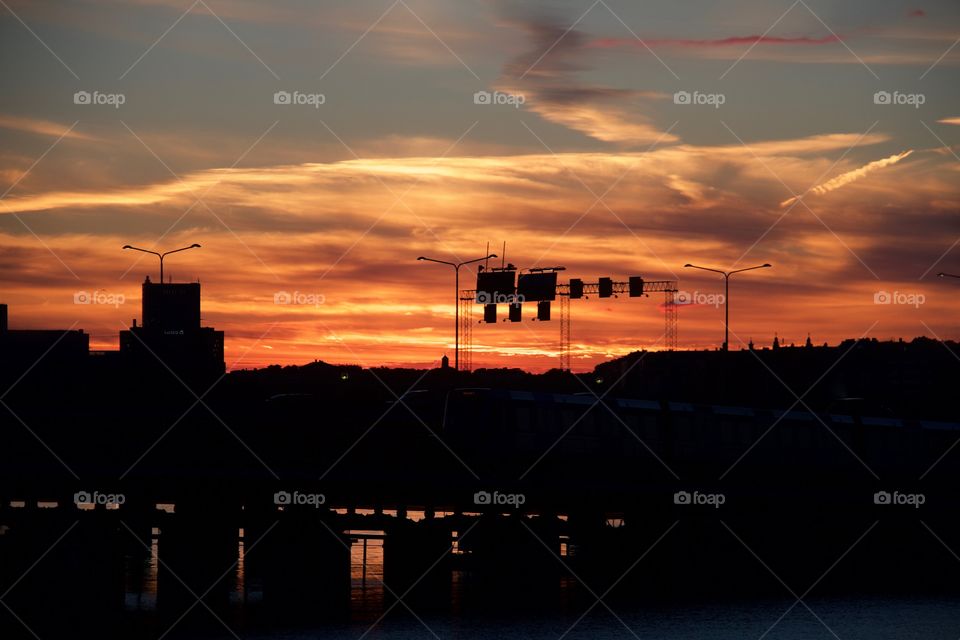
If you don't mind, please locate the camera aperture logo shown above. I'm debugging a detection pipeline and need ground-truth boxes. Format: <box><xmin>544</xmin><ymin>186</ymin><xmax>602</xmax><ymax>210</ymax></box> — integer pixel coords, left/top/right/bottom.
<box><xmin>675</xmin><ymin>290</ymin><xmax>725</xmax><ymax>308</ymax></box>
<box><xmin>873</xmin><ymin>91</ymin><xmax>925</xmax><ymax>109</ymax></box>
<box><xmin>273</xmin><ymin>90</ymin><xmax>326</xmax><ymax>109</ymax></box>
<box><xmin>673</xmin><ymin>490</ymin><xmax>725</xmax><ymax>508</ymax></box>
<box><xmin>274</xmin><ymin>290</ymin><xmax>325</xmax><ymax>306</ymax></box>
<box><xmin>274</xmin><ymin>490</ymin><xmax>326</xmax><ymax>508</ymax></box>
<box><xmin>74</xmin><ymin>290</ymin><xmax>126</xmax><ymax>307</ymax></box>
<box><xmin>873</xmin><ymin>291</ymin><xmax>924</xmax><ymax>308</ymax></box>
<box><xmin>73</xmin><ymin>90</ymin><xmax>125</xmax><ymax>108</ymax></box>
<box><xmin>874</xmin><ymin>490</ymin><xmax>924</xmax><ymax>508</ymax></box>
<box><xmin>674</xmin><ymin>91</ymin><xmax>725</xmax><ymax>109</ymax></box>
<box><xmin>473</xmin><ymin>90</ymin><xmax>526</xmax><ymax>108</ymax></box>
<box><xmin>474</xmin><ymin>490</ymin><xmax>525</xmax><ymax>508</ymax></box>
<box><xmin>74</xmin><ymin>490</ymin><xmax>126</xmax><ymax>507</ymax></box>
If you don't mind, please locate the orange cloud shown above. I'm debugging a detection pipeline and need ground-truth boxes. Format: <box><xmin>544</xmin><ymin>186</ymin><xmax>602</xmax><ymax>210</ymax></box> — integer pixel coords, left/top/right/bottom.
<box><xmin>1</xmin><ymin>128</ymin><xmax>956</xmax><ymax>372</ymax></box>
<box><xmin>526</xmin><ymin>101</ymin><xmax>674</xmax><ymax>143</ymax></box>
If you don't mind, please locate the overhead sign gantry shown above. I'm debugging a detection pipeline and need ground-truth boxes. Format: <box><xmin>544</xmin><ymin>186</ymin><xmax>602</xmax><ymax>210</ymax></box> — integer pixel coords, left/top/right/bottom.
<box><xmin>459</xmin><ymin>269</ymin><xmax>678</xmax><ymax>371</ymax></box>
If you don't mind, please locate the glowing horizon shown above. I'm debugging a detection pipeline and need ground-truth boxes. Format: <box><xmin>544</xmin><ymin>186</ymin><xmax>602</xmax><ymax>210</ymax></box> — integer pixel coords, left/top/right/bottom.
<box><xmin>1</xmin><ymin>0</ymin><xmax>959</xmax><ymax>372</ymax></box>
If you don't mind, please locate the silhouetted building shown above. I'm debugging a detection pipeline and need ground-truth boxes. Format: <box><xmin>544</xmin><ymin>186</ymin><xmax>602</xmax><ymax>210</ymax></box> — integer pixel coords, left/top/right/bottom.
<box><xmin>441</xmin><ymin>354</ymin><xmax>450</xmax><ymax>370</ymax></box>
<box><xmin>0</xmin><ymin>303</ymin><xmax>89</xmax><ymax>375</ymax></box>
<box><xmin>141</xmin><ymin>275</ymin><xmax>201</xmax><ymax>331</ymax></box>
<box><xmin>119</xmin><ymin>277</ymin><xmax>224</xmax><ymax>379</ymax></box>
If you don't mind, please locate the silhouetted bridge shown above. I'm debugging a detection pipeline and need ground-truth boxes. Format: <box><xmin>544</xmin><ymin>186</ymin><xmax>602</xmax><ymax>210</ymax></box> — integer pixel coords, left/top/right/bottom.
<box><xmin>3</xmin><ymin>387</ymin><xmax>960</xmax><ymax>636</ymax></box>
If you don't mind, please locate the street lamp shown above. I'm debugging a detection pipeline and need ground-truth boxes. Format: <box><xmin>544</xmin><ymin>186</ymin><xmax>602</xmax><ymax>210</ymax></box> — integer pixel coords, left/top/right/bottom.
<box><xmin>684</xmin><ymin>262</ymin><xmax>771</xmax><ymax>351</ymax></box>
<box><xmin>938</xmin><ymin>273</ymin><xmax>960</xmax><ymax>279</ymax></box>
<box><xmin>418</xmin><ymin>253</ymin><xmax>497</xmax><ymax>370</ymax></box>
<box><xmin>123</xmin><ymin>243</ymin><xmax>202</xmax><ymax>284</ymax></box>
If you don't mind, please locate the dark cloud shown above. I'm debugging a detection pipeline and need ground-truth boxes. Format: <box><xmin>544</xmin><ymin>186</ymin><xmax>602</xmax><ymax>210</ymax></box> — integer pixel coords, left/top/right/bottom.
<box><xmin>491</xmin><ymin>1</ymin><xmax>675</xmax><ymax>144</ymax></box>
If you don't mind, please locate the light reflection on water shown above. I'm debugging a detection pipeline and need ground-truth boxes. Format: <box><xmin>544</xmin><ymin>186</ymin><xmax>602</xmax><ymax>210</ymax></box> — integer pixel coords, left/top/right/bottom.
<box><xmin>238</xmin><ymin>596</ymin><xmax>960</xmax><ymax>640</ymax></box>
<box><xmin>120</xmin><ymin>530</ymin><xmax>960</xmax><ymax>639</ymax></box>
<box><xmin>124</xmin><ymin>527</ymin><xmax>392</xmax><ymax>615</ymax></box>
<box><xmin>349</xmin><ymin>530</ymin><xmax>385</xmax><ymax>618</ymax></box>
<box><xmin>124</xmin><ymin>532</ymin><xmax>158</xmax><ymax>611</ymax></box>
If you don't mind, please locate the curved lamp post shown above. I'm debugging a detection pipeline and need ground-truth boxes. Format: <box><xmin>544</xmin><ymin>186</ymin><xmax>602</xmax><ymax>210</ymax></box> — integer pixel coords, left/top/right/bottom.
<box><xmin>123</xmin><ymin>243</ymin><xmax>201</xmax><ymax>284</ymax></box>
<box><xmin>683</xmin><ymin>263</ymin><xmax>771</xmax><ymax>351</ymax></box>
<box><xmin>418</xmin><ymin>253</ymin><xmax>497</xmax><ymax>370</ymax></box>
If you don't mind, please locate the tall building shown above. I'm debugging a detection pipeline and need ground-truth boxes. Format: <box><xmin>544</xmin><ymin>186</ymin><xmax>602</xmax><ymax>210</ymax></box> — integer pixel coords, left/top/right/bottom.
<box><xmin>142</xmin><ymin>280</ymin><xmax>201</xmax><ymax>331</ymax></box>
<box><xmin>119</xmin><ymin>277</ymin><xmax>225</xmax><ymax>380</ymax></box>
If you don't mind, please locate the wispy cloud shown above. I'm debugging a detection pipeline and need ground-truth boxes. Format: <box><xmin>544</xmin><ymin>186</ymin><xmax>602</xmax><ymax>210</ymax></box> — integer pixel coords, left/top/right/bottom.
<box><xmin>589</xmin><ymin>34</ymin><xmax>841</xmax><ymax>49</ymax></box>
<box><xmin>0</xmin><ymin>131</ymin><xmax>887</xmax><ymax>217</ymax></box>
<box><xmin>0</xmin><ymin>114</ymin><xmax>96</xmax><ymax>141</ymax></box>
<box><xmin>1</xmin><ymin>132</ymin><xmax>954</xmax><ymax>370</ymax></box>
<box><xmin>780</xmin><ymin>150</ymin><xmax>914</xmax><ymax>207</ymax></box>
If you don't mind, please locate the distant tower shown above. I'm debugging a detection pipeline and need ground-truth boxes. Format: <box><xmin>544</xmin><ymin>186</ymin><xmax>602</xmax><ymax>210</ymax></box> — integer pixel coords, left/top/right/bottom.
<box><xmin>772</xmin><ymin>333</ymin><xmax>780</xmax><ymax>350</ymax></box>
<box><xmin>119</xmin><ymin>276</ymin><xmax>224</xmax><ymax>378</ymax></box>
<box><xmin>441</xmin><ymin>354</ymin><xmax>450</xmax><ymax>370</ymax></box>
<box><xmin>805</xmin><ymin>333</ymin><xmax>813</xmax><ymax>348</ymax></box>
<box><xmin>748</xmin><ymin>337</ymin><xmax>754</xmax><ymax>351</ymax></box>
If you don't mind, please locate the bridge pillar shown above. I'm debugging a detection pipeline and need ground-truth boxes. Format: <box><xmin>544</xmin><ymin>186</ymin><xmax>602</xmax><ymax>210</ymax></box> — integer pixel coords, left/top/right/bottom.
<box><xmin>156</xmin><ymin>497</ymin><xmax>238</xmax><ymax>628</ymax></box>
<box><xmin>259</xmin><ymin>507</ymin><xmax>350</xmax><ymax>620</ymax></box>
<box><xmin>458</xmin><ymin>513</ymin><xmax>561</xmax><ymax>612</ymax></box>
<box><xmin>120</xmin><ymin>500</ymin><xmax>158</xmax><ymax>564</ymax></box>
<box><xmin>566</xmin><ymin>510</ymin><xmax>633</xmax><ymax>600</ymax></box>
<box><xmin>383</xmin><ymin>517</ymin><xmax>452</xmax><ymax>611</ymax></box>
<box><xmin>0</xmin><ymin>506</ymin><xmax>125</xmax><ymax>637</ymax></box>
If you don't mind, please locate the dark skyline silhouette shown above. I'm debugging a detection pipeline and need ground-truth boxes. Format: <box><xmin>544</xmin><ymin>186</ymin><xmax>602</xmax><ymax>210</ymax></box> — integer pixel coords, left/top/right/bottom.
<box><xmin>3</xmin><ymin>265</ymin><xmax>960</xmax><ymax>637</ymax></box>
<box><xmin>3</xmin><ymin>0</ymin><xmax>960</xmax><ymax>637</ymax></box>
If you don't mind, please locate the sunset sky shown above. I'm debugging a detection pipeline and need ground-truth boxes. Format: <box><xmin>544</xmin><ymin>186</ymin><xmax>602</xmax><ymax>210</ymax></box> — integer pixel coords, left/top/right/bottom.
<box><xmin>1</xmin><ymin>0</ymin><xmax>959</xmax><ymax>371</ymax></box>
